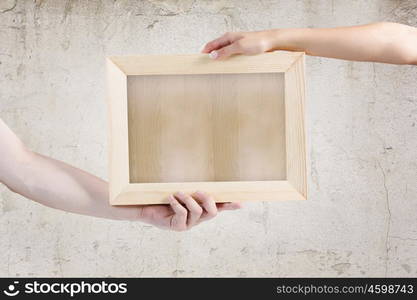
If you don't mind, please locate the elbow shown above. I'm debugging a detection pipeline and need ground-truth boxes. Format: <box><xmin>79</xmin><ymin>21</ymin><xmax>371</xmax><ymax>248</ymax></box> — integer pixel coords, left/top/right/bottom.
<box><xmin>1</xmin><ymin>143</ymin><xmax>34</xmax><ymax>194</ymax></box>
<box><xmin>404</xmin><ymin>58</ymin><xmax>417</xmax><ymax>66</ymax></box>
<box><xmin>405</xmin><ymin>54</ymin><xmax>417</xmax><ymax>65</ymax></box>
<box><xmin>398</xmin><ymin>48</ymin><xmax>417</xmax><ymax>66</ymax></box>
<box><xmin>392</xmin><ymin>48</ymin><xmax>417</xmax><ymax>65</ymax></box>
<box><xmin>374</xmin><ymin>22</ymin><xmax>417</xmax><ymax>65</ymax></box>
<box><xmin>13</xmin><ymin>141</ymin><xmax>34</xmax><ymax>166</ymax></box>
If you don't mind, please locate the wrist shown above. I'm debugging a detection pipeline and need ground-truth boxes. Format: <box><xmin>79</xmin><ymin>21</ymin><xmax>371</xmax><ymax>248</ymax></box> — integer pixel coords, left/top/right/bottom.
<box><xmin>107</xmin><ymin>205</ymin><xmax>143</xmax><ymax>222</ymax></box>
<box><xmin>266</xmin><ymin>28</ymin><xmax>311</xmax><ymax>52</ymax></box>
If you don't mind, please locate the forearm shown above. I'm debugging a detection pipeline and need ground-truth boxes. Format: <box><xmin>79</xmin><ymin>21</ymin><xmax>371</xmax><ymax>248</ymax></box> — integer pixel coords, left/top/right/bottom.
<box><xmin>0</xmin><ymin>120</ymin><xmax>139</xmax><ymax>221</ymax></box>
<box><xmin>268</xmin><ymin>22</ymin><xmax>417</xmax><ymax>65</ymax></box>
<box><xmin>0</xmin><ymin>118</ymin><xmax>237</xmax><ymax>230</ymax></box>
<box><xmin>5</xmin><ymin>151</ymin><xmax>140</xmax><ymax>220</ymax></box>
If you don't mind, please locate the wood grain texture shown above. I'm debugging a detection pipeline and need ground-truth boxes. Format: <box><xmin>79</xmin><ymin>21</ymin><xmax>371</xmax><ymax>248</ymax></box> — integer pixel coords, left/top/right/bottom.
<box><xmin>127</xmin><ymin>73</ymin><xmax>286</xmax><ymax>183</ymax></box>
<box><xmin>107</xmin><ymin>52</ymin><xmax>307</xmax><ymax>205</ymax></box>
<box><xmin>107</xmin><ymin>59</ymin><xmax>130</xmax><ymax>202</ymax></box>
<box><xmin>114</xmin><ymin>181</ymin><xmax>305</xmax><ymax>205</ymax></box>
<box><xmin>110</xmin><ymin>52</ymin><xmax>303</xmax><ymax>75</ymax></box>
<box><xmin>285</xmin><ymin>55</ymin><xmax>307</xmax><ymax>198</ymax></box>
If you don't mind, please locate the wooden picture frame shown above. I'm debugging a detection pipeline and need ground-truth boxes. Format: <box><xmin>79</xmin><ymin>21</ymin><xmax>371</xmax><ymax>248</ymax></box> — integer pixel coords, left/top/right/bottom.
<box><xmin>107</xmin><ymin>52</ymin><xmax>307</xmax><ymax>205</ymax></box>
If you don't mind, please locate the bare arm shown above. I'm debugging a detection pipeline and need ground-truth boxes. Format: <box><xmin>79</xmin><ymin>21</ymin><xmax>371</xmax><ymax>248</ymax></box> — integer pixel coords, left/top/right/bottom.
<box><xmin>0</xmin><ymin>118</ymin><xmax>240</xmax><ymax>230</ymax></box>
<box><xmin>202</xmin><ymin>22</ymin><xmax>417</xmax><ymax>65</ymax></box>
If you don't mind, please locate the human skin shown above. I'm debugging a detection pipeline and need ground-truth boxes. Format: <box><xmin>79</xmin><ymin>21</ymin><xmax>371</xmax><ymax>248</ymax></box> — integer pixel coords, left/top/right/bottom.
<box><xmin>202</xmin><ymin>22</ymin><xmax>417</xmax><ymax>65</ymax></box>
<box><xmin>0</xmin><ymin>118</ymin><xmax>241</xmax><ymax>231</ymax></box>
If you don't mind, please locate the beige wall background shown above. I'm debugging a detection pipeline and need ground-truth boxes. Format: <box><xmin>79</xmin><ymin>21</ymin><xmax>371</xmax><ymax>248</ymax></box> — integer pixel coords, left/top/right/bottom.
<box><xmin>0</xmin><ymin>0</ymin><xmax>416</xmax><ymax>277</ymax></box>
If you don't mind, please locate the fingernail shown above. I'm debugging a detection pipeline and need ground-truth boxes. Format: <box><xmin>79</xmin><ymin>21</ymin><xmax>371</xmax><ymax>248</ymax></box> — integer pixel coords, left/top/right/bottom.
<box><xmin>174</xmin><ymin>191</ymin><xmax>185</xmax><ymax>198</ymax></box>
<box><xmin>209</xmin><ymin>50</ymin><xmax>218</xmax><ymax>59</ymax></box>
<box><xmin>194</xmin><ymin>190</ymin><xmax>205</xmax><ymax>197</ymax></box>
<box><xmin>199</xmin><ymin>44</ymin><xmax>206</xmax><ymax>52</ymax></box>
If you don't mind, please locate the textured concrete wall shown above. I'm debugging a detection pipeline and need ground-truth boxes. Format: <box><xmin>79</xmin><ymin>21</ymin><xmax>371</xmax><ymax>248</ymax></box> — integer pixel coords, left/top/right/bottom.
<box><xmin>0</xmin><ymin>0</ymin><xmax>416</xmax><ymax>277</ymax></box>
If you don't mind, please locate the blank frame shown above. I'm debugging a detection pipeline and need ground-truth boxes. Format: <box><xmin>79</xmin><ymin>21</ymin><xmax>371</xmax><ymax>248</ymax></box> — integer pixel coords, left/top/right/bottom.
<box><xmin>107</xmin><ymin>52</ymin><xmax>307</xmax><ymax>205</ymax></box>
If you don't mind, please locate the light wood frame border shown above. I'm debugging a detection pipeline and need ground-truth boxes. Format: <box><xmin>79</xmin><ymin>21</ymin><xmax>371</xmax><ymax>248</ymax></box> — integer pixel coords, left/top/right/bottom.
<box><xmin>107</xmin><ymin>52</ymin><xmax>307</xmax><ymax>205</ymax></box>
